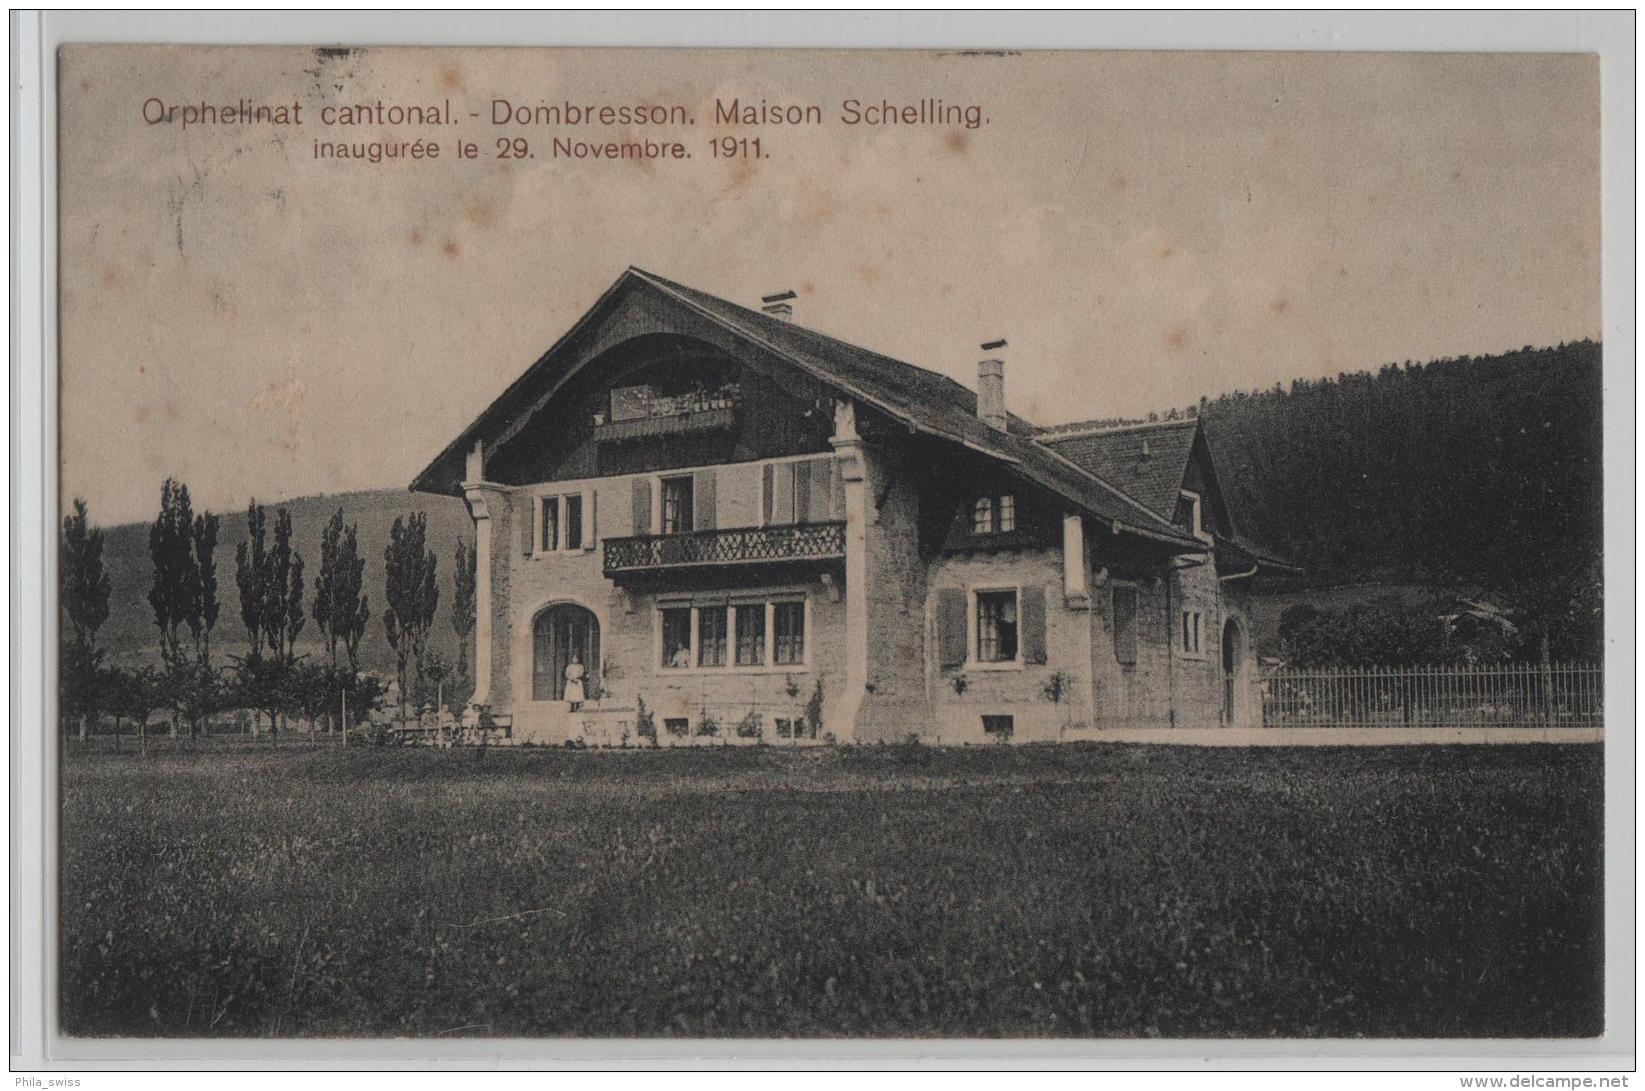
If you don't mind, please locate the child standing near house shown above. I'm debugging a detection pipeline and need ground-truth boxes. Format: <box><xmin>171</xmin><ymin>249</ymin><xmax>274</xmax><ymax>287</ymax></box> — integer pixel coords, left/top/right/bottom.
<box><xmin>564</xmin><ymin>654</ymin><xmax>587</xmax><ymax>711</ymax></box>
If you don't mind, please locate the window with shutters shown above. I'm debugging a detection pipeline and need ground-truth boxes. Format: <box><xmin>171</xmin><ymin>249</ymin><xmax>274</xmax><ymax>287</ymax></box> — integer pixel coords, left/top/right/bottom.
<box><xmin>974</xmin><ymin>589</ymin><xmax>1019</xmax><ymax>664</ymax></box>
<box><xmin>564</xmin><ymin>494</ymin><xmax>583</xmax><ymax>550</ymax></box>
<box><xmin>1113</xmin><ymin>585</ymin><xmax>1139</xmax><ymax>666</ymax></box>
<box><xmin>540</xmin><ymin>497</ymin><xmax>559</xmax><ymax>552</ymax></box>
<box><xmin>763</xmin><ymin>456</ymin><xmax>841</xmax><ymax>526</ymax></box>
<box><xmin>660</xmin><ymin>475</ymin><xmax>694</xmax><ymax>535</ymax></box>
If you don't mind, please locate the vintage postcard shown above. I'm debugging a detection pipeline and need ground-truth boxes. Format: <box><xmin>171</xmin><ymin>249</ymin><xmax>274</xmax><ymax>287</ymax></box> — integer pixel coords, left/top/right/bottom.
<box><xmin>50</xmin><ymin>42</ymin><xmax>1607</xmax><ymax>1046</ymax></box>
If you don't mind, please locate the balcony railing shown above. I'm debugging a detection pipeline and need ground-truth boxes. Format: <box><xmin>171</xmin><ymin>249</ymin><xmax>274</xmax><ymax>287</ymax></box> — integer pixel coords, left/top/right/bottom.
<box><xmin>603</xmin><ymin>521</ymin><xmax>847</xmax><ymax>575</ymax></box>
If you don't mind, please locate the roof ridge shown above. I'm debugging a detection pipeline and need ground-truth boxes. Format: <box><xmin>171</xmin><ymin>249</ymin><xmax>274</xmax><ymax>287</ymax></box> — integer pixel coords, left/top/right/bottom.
<box><xmin>1038</xmin><ymin>415</ymin><xmax>1201</xmax><ymax>441</ymax></box>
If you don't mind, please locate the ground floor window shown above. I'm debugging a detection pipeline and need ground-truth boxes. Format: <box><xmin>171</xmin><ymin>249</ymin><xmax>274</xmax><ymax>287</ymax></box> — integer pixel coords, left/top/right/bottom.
<box><xmin>735</xmin><ymin>604</ymin><xmax>766</xmax><ymax>666</ymax></box>
<box><xmin>661</xmin><ymin>608</ymin><xmax>692</xmax><ymax>669</ymax></box>
<box><xmin>975</xmin><ymin>589</ymin><xmax>1019</xmax><ymax>663</ymax></box>
<box><xmin>982</xmin><ymin>714</ymin><xmax>1015</xmax><ymax>738</ymax></box>
<box><xmin>774</xmin><ymin>601</ymin><xmax>806</xmax><ymax>665</ymax></box>
<box><xmin>657</xmin><ymin>598</ymin><xmax>807</xmax><ymax>671</ymax></box>
<box><xmin>698</xmin><ymin>607</ymin><xmax>728</xmax><ymax>668</ymax></box>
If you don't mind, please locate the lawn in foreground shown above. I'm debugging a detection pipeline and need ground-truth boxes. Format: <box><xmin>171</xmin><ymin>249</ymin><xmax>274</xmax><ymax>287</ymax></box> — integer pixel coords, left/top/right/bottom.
<box><xmin>59</xmin><ymin>742</ymin><xmax>1603</xmax><ymax>1038</ymax></box>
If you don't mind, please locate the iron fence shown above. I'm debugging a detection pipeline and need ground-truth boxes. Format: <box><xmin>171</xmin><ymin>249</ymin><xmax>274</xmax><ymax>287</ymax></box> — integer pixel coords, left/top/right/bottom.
<box><xmin>1260</xmin><ymin>662</ymin><xmax>1603</xmax><ymax>729</ymax></box>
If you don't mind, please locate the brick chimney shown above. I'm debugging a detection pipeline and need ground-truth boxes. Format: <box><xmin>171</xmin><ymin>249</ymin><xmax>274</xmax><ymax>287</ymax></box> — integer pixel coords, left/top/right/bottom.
<box><xmin>761</xmin><ymin>289</ymin><xmax>797</xmax><ymax>321</ymax></box>
<box><xmin>978</xmin><ymin>339</ymin><xmax>1008</xmax><ymax>431</ymax></box>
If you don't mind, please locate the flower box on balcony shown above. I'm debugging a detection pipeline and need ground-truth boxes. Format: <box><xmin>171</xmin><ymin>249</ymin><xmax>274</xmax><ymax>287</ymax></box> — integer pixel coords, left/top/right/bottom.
<box><xmin>593</xmin><ymin>406</ymin><xmax>737</xmax><ymax>443</ymax></box>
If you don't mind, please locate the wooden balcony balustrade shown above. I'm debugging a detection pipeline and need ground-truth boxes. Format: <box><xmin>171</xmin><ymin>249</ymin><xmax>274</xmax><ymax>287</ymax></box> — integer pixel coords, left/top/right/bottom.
<box><xmin>603</xmin><ymin>521</ymin><xmax>847</xmax><ymax>575</ymax></box>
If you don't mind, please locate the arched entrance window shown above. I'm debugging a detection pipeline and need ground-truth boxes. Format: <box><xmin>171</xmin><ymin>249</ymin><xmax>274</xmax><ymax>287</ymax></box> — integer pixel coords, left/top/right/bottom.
<box><xmin>533</xmin><ymin>604</ymin><xmax>600</xmax><ymax>701</ymax></box>
<box><xmin>1221</xmin><ymin>619</ymin><xmax>1244</xmax><ymax>726</ymax></box>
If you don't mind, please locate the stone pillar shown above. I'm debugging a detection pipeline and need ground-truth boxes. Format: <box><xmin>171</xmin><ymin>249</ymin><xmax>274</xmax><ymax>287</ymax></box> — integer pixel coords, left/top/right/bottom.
<box><xmin>461</xmin><ymin>441</ymin><xmax>501</xmax><ymax>716</ymax></box>
<box><xmin>830</xmin><ymin>399</ymin><xmax>869</xmax><ymax>740</ymax></box>
<box><xmin>1062</xmin><ymin>513</ymin><xmax>1090</xmax><ymax>609</ymax></box>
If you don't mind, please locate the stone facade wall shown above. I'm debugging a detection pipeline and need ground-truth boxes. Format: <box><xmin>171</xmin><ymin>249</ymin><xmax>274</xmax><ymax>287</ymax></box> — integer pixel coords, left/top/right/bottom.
<box><xmin>476</xmin><ymin>442</ymin><xmax>1256</xmax><ymax>745</ymax></box>
<box><xmin>484</xmin><ymin>470</ymin><xmax>849</xmax><ymax>746</ymax></box>
<box><xmin>849</xmin><ymin>443</ymin><xmax>938</xmax><ymax>743</ymax></box>
<box><xmin>926</xmin><ymin>547</ymin><xmax>1098</xmax><ymax>744</ymax></box>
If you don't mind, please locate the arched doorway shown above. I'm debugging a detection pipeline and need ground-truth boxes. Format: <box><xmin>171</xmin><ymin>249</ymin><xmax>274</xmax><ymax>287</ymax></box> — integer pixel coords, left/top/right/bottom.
<box><xmin>533</xmin><ymin>604</ymin><xmax>600</xmax><ymax>701</ymax></box>
<box><xmin>1221</xmin><ymin>619</ymin><xmax>1245</xmax><ymax>726</ymax></box>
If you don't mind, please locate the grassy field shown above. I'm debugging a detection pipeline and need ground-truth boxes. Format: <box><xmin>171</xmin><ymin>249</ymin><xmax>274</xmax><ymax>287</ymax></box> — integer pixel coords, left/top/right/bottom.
<box><xmin>59</xmin><ymin>742</ymin><xmax>1603</xmax><ymax>1039</ymax></box>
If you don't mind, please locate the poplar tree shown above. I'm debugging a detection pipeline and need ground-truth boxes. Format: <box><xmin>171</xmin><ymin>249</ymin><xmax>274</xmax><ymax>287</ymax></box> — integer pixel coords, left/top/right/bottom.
<box><xmin>384</xmin><ymin>512</ymin><xmax>438</xmax><ymax>718</ymax></box>
<box><xmin>60</xmin><ymin>498</ymin><xmax>112</xmax><ymax>740</ymax></box>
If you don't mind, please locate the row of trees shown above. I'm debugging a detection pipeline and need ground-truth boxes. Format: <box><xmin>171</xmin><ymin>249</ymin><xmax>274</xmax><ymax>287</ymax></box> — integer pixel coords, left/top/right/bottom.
<box><xmin>58</xmin><ymin>481</ymin><xmax>478</xmax><ymax>744</ymax></box>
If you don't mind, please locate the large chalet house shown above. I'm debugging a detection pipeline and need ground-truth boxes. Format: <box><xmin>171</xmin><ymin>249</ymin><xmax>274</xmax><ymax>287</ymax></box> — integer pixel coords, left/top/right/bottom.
<box><xmin>412</xmin><ymin>268</ymin><xmax>1293</xmax><ymax>745</ymax></box>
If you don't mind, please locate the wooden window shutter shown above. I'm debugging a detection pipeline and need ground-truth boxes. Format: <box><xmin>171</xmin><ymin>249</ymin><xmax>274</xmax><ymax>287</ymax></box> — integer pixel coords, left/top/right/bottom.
<box><xmin>936</xmin><ymin>588</ymin><xmax>968</xmax><ymax>669</ymax></box>
<box><xmin>519</xmin><ymin>496</ymin><xmax>534</xmax><ymax>556</ymax></box>
<box><xmin>1020</xmin><ymin>585</ymin><xmax>1047</xmax><ymax>664</ymax></box>
<box><xmin>794</xmin><ymin>460</ymin><xmax>813</xmax><ymax>523</ymax></box>
<box><xmin>829</xmin><ymin>458</ymin><xmax>845</xmax><ymax>518</ymax></box>
<box><xmin>770</xmin><ymin>463</ymin><xmax>794</xmax><ymax>525</ymax></box>
<box><xmin>761</xmin><ymin>463</ymin><xmax>775</xmax><ymax>525</ymax></box>
<box><xmin>809</xmin><ymin>459</ymin><xmax>835</xmax><ymax>522</ymax></box>
<box><xmin>631</xmin><ymin>477</ymin><xmax>652</xmax><ymax>535</ymax></box>
<box><xmin>582</xmin><ymin>488</ymin><xmax>597</xmax><ymax>550</ymax></box>
<box><xmin>694</xmin><ymin>468</ymin><xmax>717</xmax><ymax>531</ymax></box>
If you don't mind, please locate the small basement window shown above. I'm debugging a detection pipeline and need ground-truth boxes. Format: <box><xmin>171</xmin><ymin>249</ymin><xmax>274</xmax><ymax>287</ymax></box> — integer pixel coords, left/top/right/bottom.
<box><xmin>982</xmin><ymin>715</ymin><xmax>1015</xmax><ymax>738</ymax></box>
<box><xmin>663</xmin><ymin>718</ymin><xmax>690</xmax><ymax>737</ymax></box>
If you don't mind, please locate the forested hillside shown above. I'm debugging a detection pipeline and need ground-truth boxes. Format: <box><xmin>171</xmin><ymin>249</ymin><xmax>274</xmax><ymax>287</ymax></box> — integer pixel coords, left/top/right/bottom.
<box><xmin>1196</xmin><ymin>340</ymin><xmax>1603</xmax><ymax>659</ymax></box>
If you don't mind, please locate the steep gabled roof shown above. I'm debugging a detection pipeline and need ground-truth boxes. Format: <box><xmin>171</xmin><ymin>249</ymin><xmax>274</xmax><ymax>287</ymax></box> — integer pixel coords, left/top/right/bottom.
<box><xmin>1037</xmin><ymin>417</ymin><xmax>1202</xmax><ymax>521</ymax></box>
<box><xmin>412</xmin><ymin>267</ymin><xmax>1202</xmax><ymax>549</ymax></box>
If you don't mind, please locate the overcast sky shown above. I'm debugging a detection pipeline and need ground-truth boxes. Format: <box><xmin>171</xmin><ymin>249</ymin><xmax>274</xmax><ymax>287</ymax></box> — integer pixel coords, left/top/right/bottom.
<box><xmin>59</xmin><ymin>46</ymin><xmax>1600</xmax><ymax>525</ymax></box>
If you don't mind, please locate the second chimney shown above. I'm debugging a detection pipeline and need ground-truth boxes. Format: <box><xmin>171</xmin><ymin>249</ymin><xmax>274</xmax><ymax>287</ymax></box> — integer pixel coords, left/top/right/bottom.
<box><xmin>978</xmin><ymin>339</ymin><xmax>1008</xmax><ymax>431</ymax></box>
<box><xmin>761</xmin><ymin>289</ymin><xmax>797</xmax><ymax>321</ymax></box>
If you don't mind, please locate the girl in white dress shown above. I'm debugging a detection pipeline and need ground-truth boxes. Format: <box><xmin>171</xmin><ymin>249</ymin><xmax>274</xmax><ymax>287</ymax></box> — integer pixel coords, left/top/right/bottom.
<box><xmin>563</xmin><ymin>654</ymin><xmax>587</xmax><ymax>710</ymax></box>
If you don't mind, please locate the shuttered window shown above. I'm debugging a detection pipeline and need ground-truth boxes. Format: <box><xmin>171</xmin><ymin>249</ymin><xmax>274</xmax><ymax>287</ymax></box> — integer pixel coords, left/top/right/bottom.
<box><xmin>661</xmin><ymin>475</ymin><xmax>694</xmax><ymax>535</ymax></box>
<box><xmin>1113</xmin><ymin>586</ymin><xmax>1139</xmax><ymax>666</ymax></box>
<box><xmin>632</xmin><ymin>477</ymin><xmax>653</xmax><ymax>535</ymax></box>
<box><xmin>765</xmin><ymin>457</ymin><xmax>841</xmax><ymax>525</ymax></box>
<box><xmin>976</xmin><ymin>590</ymin><xmax>1019</xmax><ymax>663</ymax></box>
<box><xmin>563</xmin><ymin>494</ymin><xmax>582</xmax><ymax>550</ymax></box>
<box><xmin>936</xmin><ymin>588</ymin><xmax>968</xmax><ymax>669</ymax></box>
<box><xmin>1019</xmin><ymin>585</ymin><xmax>1047</xmax><ymax>664</ymax></box>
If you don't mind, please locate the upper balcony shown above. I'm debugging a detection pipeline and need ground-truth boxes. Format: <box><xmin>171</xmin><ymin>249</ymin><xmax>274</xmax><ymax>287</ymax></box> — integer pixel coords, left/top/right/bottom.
<box><xmin>603</xmin><ymin>521</ymin><xmax>847</xmax><ymax>579</ymax></box>
<box><xmin>592</xmin><ymin>381</ymin><xmax>739</xmax><ymax>443</ymax></box>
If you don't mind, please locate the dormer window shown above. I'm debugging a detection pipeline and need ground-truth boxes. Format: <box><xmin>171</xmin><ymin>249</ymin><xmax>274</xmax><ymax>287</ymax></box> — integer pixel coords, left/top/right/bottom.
<box><xmin>1179</xmin><ymin>489</ymin><xmax>1214</xmax><ymax>544</ymax></box>
<box><xmin>972</xmin><ymin>493</ymin><xmax>1017</xmax><ymax>535</ymax></box>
